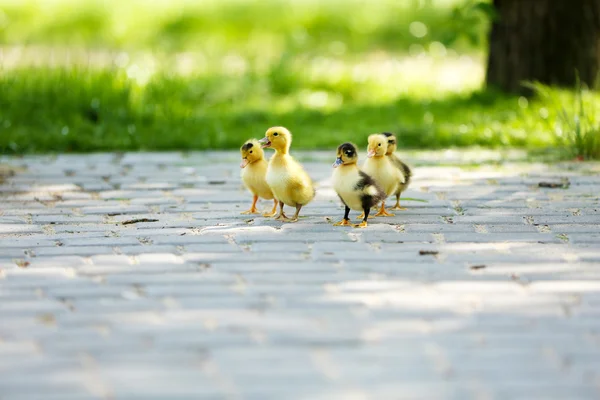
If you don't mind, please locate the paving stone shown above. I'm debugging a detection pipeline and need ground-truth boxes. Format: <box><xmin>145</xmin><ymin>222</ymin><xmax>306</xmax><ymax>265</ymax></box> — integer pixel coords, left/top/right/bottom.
<box><xmin>31</xmin><ymin>215</ymin><xmax>106</xmax><ymax>224</ymax></box>
<box><xmin>444</xmin><ymin>232</ymin><xmax>561</xmax><ymax>243</ymax></box>
<box><xmin>76</xmin><ymin>263</ymin><xmax>195</xmax><ymax>276</ymax></box>
<box><xmin>249</xmin><ymin>242</ymin><xmax>311</xmax><ymax>253</ymax></box>
<box><xmin>403</xmin><ymin>223</ymin><xmax>476</xmax><ymax>233</ymax></box>
<box><xmin>234</xmin><ymin>233</ymin><xmax>356</xmax><ymax>243</ymax></box>
<box><xmin>0</xmin><ymin>224</ymin><xmax>44</xmax><ymax>234</ymax></box>
<box><xmin>2</xmin><ymin>208</ymin><xmax>72</xmax><ymax>216</ymax></box>
<box><xmin>58</xmin><ymin>236</ymin><xmax>140</xmax><ymax>247</ymax></box>
<box><xmin>102</xmin><ymin>271</ymin><xmax>236</xmax><ymax>285</ymax></box>
<box><xmin>568</xmin><ymin>233</ymin><xmax>600</xmax><ymax>244</ymax></box>
<box><xmin>464</xmin><ymin>207</ymin><xmax>577</xmax><ymax>216</ymax></box>
<box><xmin>534</xmin><ymin>215</ymin><xmax>600</xmax><ymax>225</ymax></box>
<box><xmin>1</xmin><ymin>269</ymin><xmax>88</xmax><ymax>287</ymax></box>
<box><xmin>2</xmin><ymin>151</ymin><xmax>600</xmax><ymax>399</ymax></box>
<box><xmin>78</xmin><ymin>205</ymin><xmax>149</xmax><ymax>215</ymax></box>
<box><xmin>45</xmin><ymin>285</ymin><xmax>136</xmax><ymax>299</ymax></box>
<box><xmin>528</xmin><ymin>281</ymin><xmax>600</xmax><ymax>293</ymax></box>
<box><xmin>0</xmin><ymin>299</ymin><xmax>69</xmax><ymax>317</ymax></box>
<box><xmin>483</xmin><ymin>224</ymin><xmax>540</xmax><ymax>233</ymax></box>
<box><xmin>118</xmin><ymin>245</ymin><xmax>180</xmax><ymax>255</ymax></box>
<box><xmin>550</xmin><ymin>224</ymin><xmax>600</xmax><ymax>233</ymax></box>
<box><xmin>115</xmin><ymin>227</ymin><xmax>191</xmax><ymax>237</ymax></box>
<box><xmin>32</xmin><ymin>246</ymin><xmax>116</xmax><ymax>257</ymax></box>
<box><xmin>149</xmin><ymin>234</ymin><xmax>230</xmax><ymax>245</ymax></box>
<box><xmin>451</xmin><ymin>215</ymin><xmax>530</xmax><ymax>224</ymax></box>
<box><xmin>0</xmin><ymin>248</ymin><xmax>32</xmax><ymax>258</ymax></box>
<box><xmin>49</xmin><ymin>224</ymin><xmax>118</xmax><ymax>233</ymax></box>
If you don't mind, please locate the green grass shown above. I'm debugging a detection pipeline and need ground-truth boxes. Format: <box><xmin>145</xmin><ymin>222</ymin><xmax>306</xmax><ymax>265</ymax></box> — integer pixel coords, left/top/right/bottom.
<box><xmin>0</xmin><ymin>63</ymin><xmax>582</xmax><ymax>153</ymax></box>
<box><xmin>0</xmin><ymin>0</ymin><xmax>598</xmax><ymax>155</ymax></box>
<box><xmin>2</xmin><ymin>57</ymin><xmax>598</xmax><ymax>154</ymax></box>
<box><xmin>527</xmin><ymin>80</ymin><xmax>600</xmax><ymax>160</ymax></box>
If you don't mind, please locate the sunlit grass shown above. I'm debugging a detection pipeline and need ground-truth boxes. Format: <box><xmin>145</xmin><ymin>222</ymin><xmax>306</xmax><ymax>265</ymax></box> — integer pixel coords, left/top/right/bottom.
<box><xmin>2</xmin><ymin>50</ymin><xmax>590</xmax><ymax>154</ymax></box>
<box><xmin>526</xmin><ymin>80</ymin><xmax>600</xmax><ymax>160</ymax></box>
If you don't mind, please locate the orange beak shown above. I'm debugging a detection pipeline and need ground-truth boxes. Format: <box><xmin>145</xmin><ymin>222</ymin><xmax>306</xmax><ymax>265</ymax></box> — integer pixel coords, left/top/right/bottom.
<box><xmin>367</xmin><ymin>149</ymin><xmax>376</xmax><ymax>158</ymax></box>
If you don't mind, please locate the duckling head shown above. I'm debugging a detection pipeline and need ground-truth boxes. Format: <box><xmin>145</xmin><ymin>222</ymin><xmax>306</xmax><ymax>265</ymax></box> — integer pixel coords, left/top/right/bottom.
<box><xmin>259</xmin><ymin>126</ymin><xmax>292</xmax><ymax>153</ymax></box>
<box><xmin>382</xmin><ymin>132</ymin><xmax>397</xmax><ymax>155</ymax></box>
<box><xmin>239</xmin><ymin>139</ymin><xmax>264</xmax><ymax>168</ymax></box>
<box><xmin>366</xmin><ymin>134</ymin><xmax>388</xmax><ymax>158</ymax></box>
<box><xmin>333</xmin><ymin>142</ymin><xmax>358</xmax><ymax>168</ymax></box>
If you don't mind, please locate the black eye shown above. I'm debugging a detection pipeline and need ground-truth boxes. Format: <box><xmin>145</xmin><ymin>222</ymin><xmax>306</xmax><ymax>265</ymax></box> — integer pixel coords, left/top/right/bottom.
<box><xmin>249</xmin><ymin>150</ymin><xmax>253</xmax><ymax>153</ymax></box>
<box><xmin>378</xmin><ymin>143</ymin><xmax>381</xmax><ymax>146</ymax></box>
<box><xmin>273</xmin><ymin>132</ymin><xmax>278</xmax><ymax>136</ymax></box>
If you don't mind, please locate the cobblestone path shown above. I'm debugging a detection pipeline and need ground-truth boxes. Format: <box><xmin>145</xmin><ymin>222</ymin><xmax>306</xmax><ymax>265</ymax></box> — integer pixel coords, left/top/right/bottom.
<box><xmin>1</xmin><ymin>152</ymin><xmax>599</xmax><ymax>399</ymax></box>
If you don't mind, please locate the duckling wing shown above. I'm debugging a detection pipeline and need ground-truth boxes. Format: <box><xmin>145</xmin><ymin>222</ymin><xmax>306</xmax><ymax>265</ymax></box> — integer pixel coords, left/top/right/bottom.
<box><xmin>390</xmin><ymin>155</ymin><xmax>411</xmax><ymax>185</ymax></box>
<box><xmin>356</xmin><ymin>171</ymin><xmax>386</xmax><ymax>208</ymax></box>
<box><xmin>287</xmin><ymin>159</ymin><xmax>316</xmax><ymax>204</ymax></box>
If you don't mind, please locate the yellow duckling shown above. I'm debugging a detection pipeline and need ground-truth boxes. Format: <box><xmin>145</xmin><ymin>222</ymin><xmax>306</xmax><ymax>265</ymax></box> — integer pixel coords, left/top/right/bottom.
<box><xmin>258</xmin><ymin>127</ymin><xmax>315</xmax><ymax>222</ymax></box>
<box><xmin>382</xmin><ymin>132</ymin><xmax>412</xmax><ymax>210</ymax></box>
<box><xmin>332</xmin><ymin>143</ymin><xmax>386</xmax><ymax>228</ymax></box>
<box><xmin>360</xmin><ymin>133</ymin><xmax>401</xmax><ymax>218</ymax></box>
<box><xmin>240</xmin><ymin>139</ymin><xmax>277</xmax><ymax>216</ymax></box>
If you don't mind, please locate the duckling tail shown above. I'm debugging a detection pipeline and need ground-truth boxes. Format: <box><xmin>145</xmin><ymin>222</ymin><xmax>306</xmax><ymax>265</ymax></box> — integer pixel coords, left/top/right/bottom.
<box><xmin>400</xmin><ymin>161</ymin><xmax>412</xmax><ymax>184</ymax></box>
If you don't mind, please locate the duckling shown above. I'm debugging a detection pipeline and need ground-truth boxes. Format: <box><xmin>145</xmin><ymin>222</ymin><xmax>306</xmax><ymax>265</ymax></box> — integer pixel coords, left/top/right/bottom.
<box><xmin>360</xmin><ymin>133</ymin><xmax>402</xmax><ymax>218</ymax></box>
<box><xmin>258</xmin><ymin>127</ymin><xmax>315</xmax><ymax>222</ymax></box>
<box><xmin>240</xmin><ymin>139</ymin><xmax>277</xmax><ymax>216</ymax></box>
<box><xmin>332</xmin><ymin>143</ymin><xmax>386</xmax><ymax>228</ymax></box>
<box><xmin>382</xmin><ymin>132</ymin><xmax>412</xmax><ymax>210</ymax></box>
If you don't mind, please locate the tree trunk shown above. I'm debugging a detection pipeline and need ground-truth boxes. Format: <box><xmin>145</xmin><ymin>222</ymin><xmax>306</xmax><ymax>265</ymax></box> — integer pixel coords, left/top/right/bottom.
<box><xmin>486</xmin><ymin>0</ymin><xmax>600</xmax><ymax>94</ymax></box>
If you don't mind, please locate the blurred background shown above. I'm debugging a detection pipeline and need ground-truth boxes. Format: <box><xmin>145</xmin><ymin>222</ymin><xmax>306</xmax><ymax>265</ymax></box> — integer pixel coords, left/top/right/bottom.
<box><xmin>0</xmin><ymin>0</ymin><xmax>598</xmax><ymax>158</ymax></box>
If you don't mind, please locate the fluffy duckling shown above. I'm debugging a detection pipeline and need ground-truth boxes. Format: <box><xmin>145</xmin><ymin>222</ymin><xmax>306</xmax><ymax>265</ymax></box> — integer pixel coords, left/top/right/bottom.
<box><xmin>258</xmin><ymin>127</ymin><xmax>315</xmax><ymax>222</ymax></box>
<box><xmin>332</xmin><ymin>143</ymin><xmax>386</xmax><ymax>228</ymax></box>
<box><xmin>382</xmin><ymin>132</ymin><xmax>412</xmax><ymax>210</ymax></box>
<box><xmin>240</xmin><ymin>139</ymin><xmax>277</xmax><ymax>216</ymax></box>
<box><xmin>361</xmin><ymin>133</ymin><xmax>402</xmax><ymax>218</ymax></box>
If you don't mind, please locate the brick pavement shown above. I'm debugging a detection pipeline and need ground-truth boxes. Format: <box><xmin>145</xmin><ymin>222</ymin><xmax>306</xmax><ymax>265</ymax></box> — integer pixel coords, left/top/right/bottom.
<box><xmin>1</xmin><ymin>151</ymin><xmax>599</xmax><ymax>399</ymax></box>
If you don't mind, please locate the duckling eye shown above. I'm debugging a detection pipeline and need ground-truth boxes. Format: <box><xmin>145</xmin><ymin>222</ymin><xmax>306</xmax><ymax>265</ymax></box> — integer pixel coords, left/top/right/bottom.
<box><xmin>273</xmin><ymin>132</ymin><xmax>278</xmax><ymax>136</ymax></box>
<box><xmin>378</xmin><ymin>143</ymin><xmax>381</xmax><ymax>146</ymax></box>
<box><xmin>249</xmin><ymin>150</ymin><xmax>253</xmax><ymax>153</ymax></box>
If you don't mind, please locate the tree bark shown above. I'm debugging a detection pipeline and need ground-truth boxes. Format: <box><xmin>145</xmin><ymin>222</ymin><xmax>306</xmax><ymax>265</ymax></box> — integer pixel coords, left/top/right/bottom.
<box><xmin>486</xmin><ymin>0</ymin><xmax>600</xmax><ymax>94</ymax></box>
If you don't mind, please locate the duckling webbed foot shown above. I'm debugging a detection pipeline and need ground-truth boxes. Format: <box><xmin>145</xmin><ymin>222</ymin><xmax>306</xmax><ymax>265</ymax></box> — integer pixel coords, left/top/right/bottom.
<box><xmin>390</xmin><ymin>197</ymin><xmax>407</xmax><ymax>211</ymax></box>
<box><xmin>262</xmin><ymin>199</ymin><xmax>278</xmax><ymax>217</ymax></box>
<box><xmin>333</xmin><ymin>219</ymin><xmax>352</xmax><ymax>226</ymax></box>
<box><xmin>273</xmin><ymin>201</ymin><xmax>294</xmax><ymax>222</ymax></box>
<box><xmin>241</xmin><ymin>195</ymin><xmax>261</xmax><ymax>214</ymax></box>
<box><xmin>284</xmin><ymin>205</ymin><xmax>303</xmax><ymax>223</ymax></box>
<box><xmin>374</xmin><ymin>202</ymin><xmax>395</xmax><ymax>217</ymax></box>
<box><xmin>353</xmin><ymin>207</ymin><xmax>370</xmax><ymax>228</ymax></box>
<box><xmin>275</xmin><ymin>214</ymin><xmax>297</xmax><ymax>222</ymax></box>
<box><xmin>334</xmin><ymin>206</ymin><xmax>351</xmax><ymax>226</ymax></box>
<box><xmin>274</xmin><ymin>214</ymin><xmax>291</xmax><ymax>221</ymax></box>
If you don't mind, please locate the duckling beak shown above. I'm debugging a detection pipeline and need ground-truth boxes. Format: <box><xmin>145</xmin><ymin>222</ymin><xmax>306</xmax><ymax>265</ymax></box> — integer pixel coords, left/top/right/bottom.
<box><xmin>332</xmin><ymin>158</ymin><xmax>343</xmax><ymax>168</ymax></box>
<box><xmin>367</xmin><ymin>149</ymin><xmax>376</xmax><ymax>158</ymax></box>
<box><xmin>240</xmin><ymin>158</ymin><xmax>249</xmax><ymax>168</ymax></box>
<box><xmin>258</xmin><ymin>137</ymin><xmax>271</xmax><ymax>148</ymax></box>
